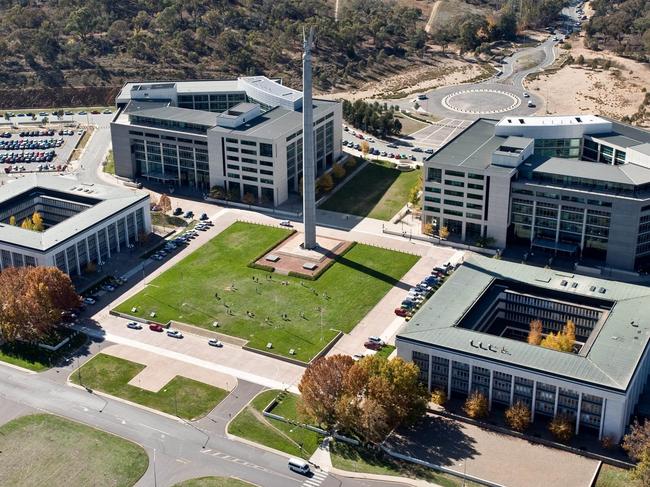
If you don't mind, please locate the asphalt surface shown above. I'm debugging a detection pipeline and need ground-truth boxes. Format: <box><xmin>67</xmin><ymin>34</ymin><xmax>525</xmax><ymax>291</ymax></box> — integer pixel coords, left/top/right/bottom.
<box><xmin>0</xmin><ymin>361</ymin><xmax>406</xmax><ymax>487</ymax></box>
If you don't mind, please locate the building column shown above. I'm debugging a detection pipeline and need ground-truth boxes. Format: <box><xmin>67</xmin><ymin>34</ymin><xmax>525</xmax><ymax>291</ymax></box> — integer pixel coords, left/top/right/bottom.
<box><xmin>598</xmin><ymin>398</ymin><xmax>607</xmax><ymax>440</ymax></box>
<box><xmin>74</xmin><ymin>243</ymin><xmax>81</xmax><ymax>275</ymax></box>
<box><xmin>510</xmin><ymin>375</ymin><xmax>515</xmax><ymax>406</ymax></box>
<box><xmin>554</xmin><ymin>205</ymin><xmax>561</xmax><ymax>252</ymax></box>
<box><xmin>176</xmin><ymin>145</ymin><xmax>181</xmax><ymax>183</ymax></box>
<box><xmin>115</xmin><ymin>223</ymin><xmax>121</xmax><ymax>252</ymax></box>
<box><xmin>85</xmin><ymin>238</ymin><xmax>90</xmax><ymax>264</ymax></box>
<box><xmin>530</xmin><ymin>201</ymin><xmax>537</xmax><ymax>246</ymax></box>
<box><xmin>133</xmin><ymin>213</ymin><xmax>139</xmax><ymax>242</ymax></box>
<box><xmin>488</xmin><ymin>369</ymin><xmax>493</xmax><ymax>411</ymax></box>
<box><xmin>467</xmin><ymin>364</ymin><xmax>473</xmax><ymax>394</ymax></box>
<box><xmin>580</xmin><ymin>208</ymin><xmax>587</xmax><ymax>257</ymax></box>
<box><xmin>427</xmin><ymin>355</ymin><xmax>432</xmax><ymax>392</ymax></box>
<box><xmin>124</xmin><ymin>216</ymin><xmax>130</xmax><ymax>245</ymax></box>
<box><xmin>447</xmin><ymin>361</ymin><xmax>453</xmax><ymax>399</ymax></box>
<box><xmin>575</xmin><ymin>392</ymin><xmax>583</xmax><ymax>435</ymax></box>
<box><xmin>553</xmin><ymin>386</ymin><xmax>560</xmax><ymax>416</ymax></box>
<box><xmin>105</xmin><ymin>227</ymin><xmax>111</xmax><ymax>259</ymax></box>
<box><xmin>531</xmin><ymin>381</ymin><xmax>537</xmax><ymax>421</ymax></box>
<box><xmin>63</xmin><ymin>249</ymin><xmax>70</xmax><ymax>275</ymax></box>
<box><xmin>95</xmin><ymin>232</ymin><xmax>102</xmax><ymax>263</ymax></box>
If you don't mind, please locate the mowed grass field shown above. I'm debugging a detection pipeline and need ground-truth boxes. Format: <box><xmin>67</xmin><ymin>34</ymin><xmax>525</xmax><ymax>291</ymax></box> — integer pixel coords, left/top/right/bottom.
<box><xmin>320</xmin><ymin>162</ymin><xmax>420</xmax><ymax>221</ymax></box>
<box><xmin>115</xmin><ymin>222</ymin><xmax>418</xmax><ymax>362</ymax></box>
<box><xmin>71</xmin><ymin>354</ymin><xmax>228</xmax><ymax>420</ymax></box>
<box><xmin>0</xmin><ymin>414</ymin><xmax>148</xmax><ymax>487</ymax></box>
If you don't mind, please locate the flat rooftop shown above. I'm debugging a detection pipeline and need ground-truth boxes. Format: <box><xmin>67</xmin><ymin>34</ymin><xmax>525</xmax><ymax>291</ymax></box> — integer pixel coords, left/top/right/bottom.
<box><xmin>0</xmin><ymin>175</ymin><xmax>148</xmax><ymax>253</ymax></box>
<box><xmin>397</xmin><ymin>255</ymin><xmax>650</xmax><ymax>391</ymax></box>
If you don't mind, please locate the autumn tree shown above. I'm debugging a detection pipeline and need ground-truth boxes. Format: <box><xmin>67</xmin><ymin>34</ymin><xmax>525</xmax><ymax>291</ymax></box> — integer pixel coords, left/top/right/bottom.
<box><xmin>21</xmin><ymin>218</ymin><xmax>33</xmax><ymax>230</ymax></box>
<box><xmin>430</xmin><ymin>388</ymin><xmax>447</xmax><ymax>406</ymax></box>
<box><xmin>0</xmin><ymin>266</ymin><xmax>80</xmax><ymax>343</ymax></box>
<box><xmin>158</xmin><ymin>193</ymin><xmax>172</xmax><ymax>213</ymax></box>
<box><xmin>32</xmin><ymin>212</ymin><xmax>44</xmax><ymax>232</ymax></box>
<box><xmin>9</xmin><ymin>215</ymin><xmax>16</xmax><ymax>226</ymax></box>
<box><xmin>624</xmin><ymin>420</ymin><xmax>650</xmax><ymax>461</ymax></box>
<box><xmin>360</xmin><ymin>141</ymin><xmax>370</xmax><ymax>157</ymax></box>
<box><xmin>316</xmin><ymin>173</ymin><xmax>334</xmax><ymax>193</ymax></box>
<box><xmin>548</xmin><ymin>414</ymin><xmax>573</xmax><ymax>443</ymax></box>
<box><xmin>439</xmin><ymin>226</ymin><xmax>450</xmax><ymax>239</ymax></box>
<box><xmin>242</xmin><ymin>192</ymin><xmax>256</xmax><ymax>206</ymax></box>
<box><xmin>298</xmin><ymin>354</ymin><xmax>355</xmax><ymax>428</ymax></box>
<box><xmin>331</xmin><ymin>163</ymin><xmax>346</xmax><ymax>181</ymax></box>
<box><xmin>209</xmin><ymin>185</ymin><xmax>226</xmax><ymax>199</ymax></box>
<box><xmin>505</xmin><ymin>401</ymin><xmax>531</xmax><ymax>432</ymax></box>
<box><xmin>463</xmin><ymin>391</ymin><xmax>489</xmax><ymax>419</ymax></box>
<box><xmin>528</xmin><ymin>319</ymin><xmax>543</xmax><ymax>345</ymax></box>
<box><xmin>423</xmin><ymin>223</ymin><xmax>434</xmax><ymax>236</ymax></box>
<box><xmin>540</xmin><ymin>320</ymin><xmax>575</xmax><ymax>353</ymax></box>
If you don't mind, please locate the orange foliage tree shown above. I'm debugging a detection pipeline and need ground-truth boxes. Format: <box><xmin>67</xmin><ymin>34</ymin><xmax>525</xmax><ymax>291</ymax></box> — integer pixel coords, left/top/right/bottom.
<box><xmin>528</xmin><ymin>319</ymin><xmax>543</xmax><ymax>345</ymax></box>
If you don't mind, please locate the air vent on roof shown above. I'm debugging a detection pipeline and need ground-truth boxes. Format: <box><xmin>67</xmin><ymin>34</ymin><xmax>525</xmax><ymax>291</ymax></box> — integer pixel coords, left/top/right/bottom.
<box><xmin>507</xmin><ymin>119</ymin><xmax>512</xmax><ymax>123</ymax></box>
<box><xmin>561</xmin><ymin>280</ymin><xmax>568</xmax><ymax>286</ymax></box>
<box><xmin>571</xmin><ymin>282</ymin><xmax>579</xmax><ymax>289</ymax></box>
<box><xmin>589</xmin><ymin>286</ymin><xmax>597</xmax><ymax>292</ymax></box>
<box><xmin>599</xmin><ymin>287</ymin><xmax>607</xmax><ymax>294</ymax></box>
<box><xmin>519</xmin><ymin>119</ymin><xmax>525</xmax><ymax>124</ymax></box>
<box><xmin>576</xmin><ymin>117</ymin><xmax>582</xmax><ymax>122</ymax></box>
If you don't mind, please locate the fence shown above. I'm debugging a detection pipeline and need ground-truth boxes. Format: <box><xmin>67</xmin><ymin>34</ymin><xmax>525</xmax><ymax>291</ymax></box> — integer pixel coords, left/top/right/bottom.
<box><xmin>382</xmin><ymin>227</ymin><xmax>498</xmax><ymax>255</ymax></box>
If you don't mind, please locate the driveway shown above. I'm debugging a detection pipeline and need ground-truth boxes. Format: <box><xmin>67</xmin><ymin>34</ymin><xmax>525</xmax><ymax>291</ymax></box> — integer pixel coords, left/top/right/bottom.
<box><xmin>385</xmin><ymin>413</ymin><xmax>599</xmax><ymax>487</ymax></box>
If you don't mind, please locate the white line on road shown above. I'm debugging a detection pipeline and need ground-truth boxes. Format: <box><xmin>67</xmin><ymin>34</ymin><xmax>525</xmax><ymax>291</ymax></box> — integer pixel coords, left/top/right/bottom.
<box><xmin>138</xmin><ymin>422</ymin><xmax>172</xmax><ymax>436</ymax></box>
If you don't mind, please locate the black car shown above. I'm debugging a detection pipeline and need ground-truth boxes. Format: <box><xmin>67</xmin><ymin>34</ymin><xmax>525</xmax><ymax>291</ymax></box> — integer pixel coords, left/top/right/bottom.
<box><xmin>199</xmin><ymin>213</ymin><xmax>209</xmax><ymax>220</ymax></box>
<box><xmin>173</xmin><ymin>207</ymin><xmax>183</xmax><ymax>215</ymax></box>
<box><xmin>184</xmin><ymin>211</ymin><xmax>194</xmax><ymax>219</ymax></box>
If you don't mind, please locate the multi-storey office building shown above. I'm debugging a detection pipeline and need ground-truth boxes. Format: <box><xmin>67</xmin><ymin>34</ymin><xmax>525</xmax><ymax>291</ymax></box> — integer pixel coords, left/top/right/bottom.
<box><xmin>0</xmin><ymin>175</ymin><xmax>150</xmax><ymax>276</ymax></box>
<box><xmin>111</xmin><ymin>77</ymin><xmax>342</xmax><ymax>206</ymax></box>
<box><xmin>421</xmin><ymin>115</ymin><xmax>650</xmax><ymax>272</ymax></box>
<box><xmin>396</xmin><ymin>255</ymin><xmax>650</xmax><ymax>442</ymax></box>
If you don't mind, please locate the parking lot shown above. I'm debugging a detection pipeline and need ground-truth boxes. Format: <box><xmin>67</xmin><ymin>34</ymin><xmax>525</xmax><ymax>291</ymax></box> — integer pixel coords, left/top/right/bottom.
<box><xmin>408</xmin><ymin>118</ymin><xmax>473</xmax><ymax>148</ymax></box>
<box><xmin>0</xmin><ymin>127</ymin><xmax>83</xmax><ymax>174</ymax></box>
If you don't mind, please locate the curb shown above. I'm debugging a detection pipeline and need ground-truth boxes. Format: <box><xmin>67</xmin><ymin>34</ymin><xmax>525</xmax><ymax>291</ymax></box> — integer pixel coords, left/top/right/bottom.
<box><xmin>327</xmin><ymin>465</ymin><xmax>440</xmax><ymax>487</ymax></box>
<box><xmin>0</xmin><ymin>360</ymin><xmax>38</xmax><ymax>375</ymax></box>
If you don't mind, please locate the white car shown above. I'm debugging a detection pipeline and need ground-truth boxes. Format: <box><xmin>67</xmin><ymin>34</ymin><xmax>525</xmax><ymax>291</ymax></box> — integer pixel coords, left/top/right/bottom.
<box><xmin>167</xmin><ymin>330</ymin><xmax>183</xmax><ymax>339</ymax></box>
<box><xmin>368</xmin><ymin>336</ymin><xmax>385</xmax><ymax>346</ymax></box>
<box><xmin>523</xmin><ymin>92</ymin><xmax>530</xmax><ymax>98</ymax></box>
<box><xmin>83</xmin><ymin>297</ymin><xmax>95</xmax><ymax>305</ymax></box>
<box><xmin>208</xmin><ymin>338</ymin><xmax>223</xmax><ymax>347</ymax></box>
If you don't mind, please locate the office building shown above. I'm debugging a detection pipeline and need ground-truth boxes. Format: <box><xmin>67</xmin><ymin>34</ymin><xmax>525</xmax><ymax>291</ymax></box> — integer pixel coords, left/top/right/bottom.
<box><xmin>396</xmin><ymin>255</ymin><xmax>650</xmax><ymax>442</ymax></box>
<box><xmin>421</xmin><ymin>115</ymin><xmax>650</xmax><ymax>272</ymax></box>
<box><xmin>0</xmin><ymin>174</ymin><xmax>150</xmax><ymax>276</ymax></box>
<box><xmin>111</xmin><ymin>76</ymin><xmax>342</xmax><ymax>207</ymax></box>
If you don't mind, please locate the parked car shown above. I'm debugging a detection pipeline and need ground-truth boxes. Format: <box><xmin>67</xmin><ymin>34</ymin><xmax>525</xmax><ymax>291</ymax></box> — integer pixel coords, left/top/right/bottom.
<box><xmin>149</xmin><ymin>324</ymin><xmax>164</xmax><ymax>332</ymax></box>
<box><xmin>280</xmin><ymin>220</ymin><xmax>293</xmax><ymax>227</ymax></box>
<box><xmin>364</xmin><ymin>341</ymin><xmax>383</xmax><ymax>351</ymax></box>
<box><xmin>173</xmin><ymin>207</ymin><xmax>183</xmax><ymax>215</ymax></box>
<box><xmin>395</xmin><ymin>307</ymin><xmax>409</xmax><ymax>317</ymax></box>
<box><xmin>82</xmin><ymin>297</ymin><xmax>96</xmax><ymax>305</ymax></box>
<box><xmin>184</xmin><ymin>211</ymin><xmax>194</xmax><ymax>219</ymax></box>
<box><xmin>167</xmin><ymin>329</ymin><xmax>183</xmax><ymax>339</ymax></box>
<box><xmin>368</xmin><ymin>336</ymin><xmax>385</xmax><ymax>345</ymax></box>
<box><xmin>208</xmin><ymin>338</ymin><xmax>223</xmax><ymax>347</ymax></box>
<box><xmin>523</xmin><ymin>92</ymin><xmax>530</xmax><ymax>98</ymax></box>
<box><xmin>127</xmin><ymin>322</ymin><xmax>142</xmax><ymax>330</ymax></box>
<box><xmin>200</xmin><ymin>213</ymin><xmax>209</xmax><ymax>220</ymax></box>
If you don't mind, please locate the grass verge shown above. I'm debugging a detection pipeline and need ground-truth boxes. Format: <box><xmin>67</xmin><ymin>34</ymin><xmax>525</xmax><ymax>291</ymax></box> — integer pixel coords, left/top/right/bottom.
<box><xmin>330</xmin><ymin>441</ymin><xmax>480</xmax><ymax>487</ymax></box>
<box><xmin>228</xmin><ymin>389</ymin><xmax>322</xmax><ymax>459</ymax></box>
<box><xmin>70</xmin><ymin>354</ymin><xmax>228</xmax><ymax>420</ymax></box>
<box><xmin>595</xmin><ymin>464</ymin><xmax>638</xmax><ymax>487</ymax></box>
<box><xmin>375</xmin><ymin>345</ymin><xmax>396</xmax><ymax>359</ymax></box>
<box><xmin>0</xmin><ymin>331</ymin><xmax>87</xmax><ymax>372</ymax></box>
<box><xmin>103</xmin><ymin>149</ymin><xmax>115</xmax><ymax>174</ymax></box>
<box><xmin>172</xmin><ymin>477</ymin><xmax>255</xmax><ymax>487</ymax></box>
<box><xmin>320</xmin><ymin>162</ymin><xmax>419</xmax><ymax>221</ymax></box>
<box><xmin>115</xmin><ymin>222</ymin><xmax>418</xmax><ymax>362</ymax></box>
<box><xmin>0</xmin><ymin>413</ymin><xmax>148</xmax><ymax>487</ymax></box>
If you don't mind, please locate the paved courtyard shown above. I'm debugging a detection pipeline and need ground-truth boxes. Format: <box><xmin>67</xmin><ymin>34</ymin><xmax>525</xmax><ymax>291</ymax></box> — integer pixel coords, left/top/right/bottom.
<box><xmin>408</xmin><ymin>118</ymin><xmax>473</xmax><ymax>149</ymax></box>
<box><xmin>385</xmin><ymin>413</ymin><xmax>600</xmax><ymax>487</ymax></box>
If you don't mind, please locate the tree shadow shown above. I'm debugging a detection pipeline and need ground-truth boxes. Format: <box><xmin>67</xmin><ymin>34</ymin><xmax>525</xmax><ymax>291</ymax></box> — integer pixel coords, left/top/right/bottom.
<box><xmin>385</xmin><ymin>413</ymin><xmax>479</xmax><ymax>467</ymax></box>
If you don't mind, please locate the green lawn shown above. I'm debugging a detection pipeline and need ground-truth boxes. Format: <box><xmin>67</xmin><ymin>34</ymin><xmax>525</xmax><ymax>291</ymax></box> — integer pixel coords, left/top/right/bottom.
<box><xmin>330</xmin><ymin>441</ymin><xmax>480</xmax><ymax>487</ymax></box>
<box><xmin>320</xmin><ymin>162</ymin><xmax>420</xmax><ymax>220</ymax></box>
<box><xmin>0</xmin><ymin>414</ymin><xmax>148</xmax><ymax>487</ymax></box>
<box><xmin>595</xmin><ymin>464</ymin><xmax>638</xmax><ymax>487</ymax></box>
<box><xmin>173</xmin><ymin>477</ymin><xmax>255</xmax><ymax>487</ymax></box>
<box><xmin>103</xmin><ymin>149</ymin><xmax>115</xmax><ymax>174</ymax></box>
<box><xmin>0</xmin><ymin>331</ymin><xmax>87</xmax><ymax>372</ymax></box>
<box><xmin>228</xmin><ymin>389</ymin><xmax>322</xmax><ymax>459</ymax></box>
<box><xmin>70</xmin><ymin>354</ymin><xmax>228</xmax><ymax>420</ymax></box>
<box><xmin>115</xmin><ymin>222</ymin><xmax>418</xmax><ymax>362</ymax></box>
<box><xmin>375</xmin><ymin>344</ymin><xmax>396</xmax><ymax>359</ymax></box>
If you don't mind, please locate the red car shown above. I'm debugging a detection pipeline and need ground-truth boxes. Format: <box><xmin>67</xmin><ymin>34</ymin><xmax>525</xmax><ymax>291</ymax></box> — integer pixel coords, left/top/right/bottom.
<box><xmin>364</xmin><ymin>341</ymin><xmax>382</xmax><ymax>351</ymax></box>
<box><xmin>394</xmin><ymin>307</ymin><xmax>408</xmax><ymax>317</ymax></box>
<box><xmin>149</xmin><ymin>323</ymin><xmax>164</xmax><ymax>332</ymax></box>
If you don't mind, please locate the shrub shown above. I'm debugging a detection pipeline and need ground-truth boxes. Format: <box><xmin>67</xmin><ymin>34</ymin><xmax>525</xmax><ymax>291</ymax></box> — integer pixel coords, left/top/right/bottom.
<box><xmin>438</xmin><ymin>226</ymin><xmax>450</xmax><ymax>239</ymax></box>
<box><xmin>601</xmin><ymin>435</ymin><xmax>615</xmax><ymax>449</ymax></box>
<box><xmin>422</xmin><ymin>223</ymin><xmax>434</xmax><ymax>236</ymax></box>
<box><xmin>430</xmin><ymin>388</ymin><xmax>447</xmax><ymax>406</ymax></box>
<box><xmin>332</xmin><ymin>163</ymin><xmax>346</xmax><ymax>180</ymax></box>
<box><xmin>504</xmin><ymin>401</ymin><xmax>531</xmax><ymax>432</ymax></box>
<box><xmin>548</xmin><ymin>414</ymin><xmax>574</xmax><ymax>443</ymax></box>
<box><xmin>463</xmin><ymin>391</ymin><xmax>488</xmax><ymax>419</ymax></box>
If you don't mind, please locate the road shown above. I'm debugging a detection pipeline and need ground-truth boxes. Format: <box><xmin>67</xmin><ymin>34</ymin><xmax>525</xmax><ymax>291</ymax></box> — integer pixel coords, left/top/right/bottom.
<box><xmin>0</xmin><ymin>362</ymin><xmax>406</xmax><ymax>487</ymax></box>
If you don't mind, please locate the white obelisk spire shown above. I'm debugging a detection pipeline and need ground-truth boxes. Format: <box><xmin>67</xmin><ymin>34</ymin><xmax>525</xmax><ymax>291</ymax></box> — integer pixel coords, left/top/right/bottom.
<box><xmin>302</xmin><ymin>26</ymin><xmax>317</xmax><ymax>250</ymax></box>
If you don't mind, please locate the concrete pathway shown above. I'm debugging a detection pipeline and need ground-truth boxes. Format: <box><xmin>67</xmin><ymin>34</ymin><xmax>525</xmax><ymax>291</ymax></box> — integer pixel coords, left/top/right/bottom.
<box><xmin>102</xmin><ymin>344</ymin><xmax>236</xmax><ymax>392</ymax></box>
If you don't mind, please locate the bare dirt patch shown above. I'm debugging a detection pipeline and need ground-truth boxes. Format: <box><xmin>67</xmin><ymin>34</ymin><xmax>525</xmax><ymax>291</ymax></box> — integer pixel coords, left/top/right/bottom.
<box><xmin>526</xmin><ymin>41</ymin><xmax>650</xmax><ymax>124</ymax></box>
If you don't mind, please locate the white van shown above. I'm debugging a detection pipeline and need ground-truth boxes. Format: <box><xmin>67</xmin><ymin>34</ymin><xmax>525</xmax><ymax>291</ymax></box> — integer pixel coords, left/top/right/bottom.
<box><xmin>288</xmin><ymin>457</ymin><xmax>310</xmax><ymax>475</ymax></box>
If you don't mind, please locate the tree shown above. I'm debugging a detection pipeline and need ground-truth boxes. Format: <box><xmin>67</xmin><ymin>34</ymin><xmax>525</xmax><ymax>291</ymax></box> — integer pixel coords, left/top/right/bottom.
<box><xmin>331</xmin><ymin>163</ymin><xmax>346</xmax><ymax>181</ymax></box>
<box><xmin>463</xmin><ymin>391</ymin><xmax>489</xmax><ymax>419</ymax></box>
<box><xmin>430</xmin><ymin>388</ymin><xmax>447</xmax><ymax>406</ymax></box>
<box><xmin>299</xmin><ymin>354</ymin><xmax>355</xmax><ymax>427</ymax></box>
<box><xmin>31</xmin><ymin>212</ymin><xmax>44</xmax><ymax>232</ymax></box>
<box><xmin>242</xmin><ymin>192</ymin><xmax>256</xmax><ymax>206</ymax></box>
<box><xmin>21</xmin><ymin>218</ymin><xmax>33</xmax><ymax>230</ymax></box>
<box><xmin>624</xmin><ymin>419</ymin><xmax>650</xmax><ymax>461</ymax></box>
<box><xmin>540</xmin><ymin>320</ymin><xmax>575</xmax><ymax>352</ymax></box>
<box><xmin>316</xmin><ymin>173</ymin><xmax>334</xmax><ymax>193</ymax></box>
<box><xmin>85</xmin><ymin>261</ymin><xmax>96</xmax><ymax>274</ymax></box>
<box><xmin>209</xmin><ymin>186</ymin><xmax>226</xmax><ymax>199</ymax></box>
<box><xmin>9</xmin><ymin>215</ymin><xmax>16</xmax><ymax>226</ymax></box>
<box><xmin>630</xmin><ymin>449</ymin><xmax>650</xmax><ymax>486</ymax></box>
<box><xmin>505</xmin><ymin>401</ymin><xmax>531</xmax><ymax>432</ymax></box>
<box><xmin>0</xmin><ymin>266</ymin><xmax>80</xmax><ymax>343</ymax></box>
<box><xmin>158</xmin><ymin>193</ymin><xmax>172</xmax><ymax>213</ymax></box>
<box><xmin>439</xmin><ymin>226</ymin><xmax>450</xmax><ymax>239</ymax></box>
<box><xmin>548</xmin><ymin>414</ymin><xmax>574</xmax><ymax>442</ymax></box>
<box><xmin>423</xmin><ymin>223</ymin><xmax>434</xmax><ymax>236</ymax></box>
<box><xmin>528</xmin><ymin>319</ymin><xmax>543</xmax><ymax>345</ymax></box>
<box><xmin>361</xmin><ymin>141</ymin><xmax>370</xmax><ymax>157</ymax></box>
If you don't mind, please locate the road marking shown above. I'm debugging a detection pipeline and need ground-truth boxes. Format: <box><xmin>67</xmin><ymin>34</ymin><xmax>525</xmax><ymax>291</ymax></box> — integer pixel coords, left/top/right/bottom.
<box><xmin>175</xmin><ymin>457</ymin><xmax>191</xmax><ymax>464</ymax></box>
<box><xmin>138</xmin><ymin>423</ymin><xmax>172</xmax><ymax>436</ymax></box>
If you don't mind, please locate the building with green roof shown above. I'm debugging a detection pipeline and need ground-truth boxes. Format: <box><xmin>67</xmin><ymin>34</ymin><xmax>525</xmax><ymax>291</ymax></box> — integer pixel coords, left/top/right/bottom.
<box><xmin>396</xmin><ymin>255</ymin><xmax>650</xmax><ymax>441</ymax></box>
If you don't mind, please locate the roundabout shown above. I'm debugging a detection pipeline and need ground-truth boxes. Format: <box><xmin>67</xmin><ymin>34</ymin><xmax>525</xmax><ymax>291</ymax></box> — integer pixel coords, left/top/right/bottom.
<box><xmin>441</xmin><ymin>88</ymin><xmax>522</xmax><ymax>115</ymax></box>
